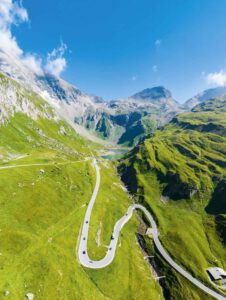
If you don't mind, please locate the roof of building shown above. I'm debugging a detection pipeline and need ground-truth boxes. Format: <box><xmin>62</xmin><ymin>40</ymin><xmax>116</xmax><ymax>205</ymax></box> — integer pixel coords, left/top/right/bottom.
<box><xmin>146</xmin><ymin>228</ymin><xmax>154</xmax><ymax>236</ymax></box>
<box><xmin>207</xmin><ymin>267</ymin><xmax>226</xmax><ymax>281</ymax></box>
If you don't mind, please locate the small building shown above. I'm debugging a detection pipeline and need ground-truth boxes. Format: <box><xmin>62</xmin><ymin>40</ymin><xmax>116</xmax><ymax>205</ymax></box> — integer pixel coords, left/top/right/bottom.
<box><xmin>207</xmin><ymin>267</ymin><xmax>226</xmax><ymax>281</ymax></box>
<box><xmin>146</xmin><ymin>228</ymin><xmax>154</xmax><ymax>238</ymax></box>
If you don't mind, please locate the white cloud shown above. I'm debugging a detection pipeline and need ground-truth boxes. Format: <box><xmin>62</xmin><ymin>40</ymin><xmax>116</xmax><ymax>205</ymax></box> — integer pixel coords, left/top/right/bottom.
<box><xmin>0</xmin><ymin>0</ymin><xmax>28</xmax><ymax>29</ymax></box>
<box><xmin>23</xmin><ymin>54</ymin><xmax>43</xmax><ymax>75</ymax></box>
<box><xmin>152</xmin><ymin>65</ymin><xmax>158</xmax><ymax>72</ymax></box>
<box><xmin>0</xmin><ymin>29</ymin><xmax>22</xmax><ymax>57</ymax></box>
<box><xmin>0</xmin><ymin>0</ymin><xmax>67</xmax><ymax>77</ymax></box>
<box><xmin>12</xmin><ymin>1</ymin><xmax>28</xmax><ymax>23</ymax></box>
<box><xmin>201</xmin><ymin>71</ymin><xmax>206</xmax><ymax>77</ymax></box>
<box><xmin>155</xmin><ymin>39</ymin><xmax>161</xmax><ymax>48</ymax></box>
<box><xmin>45</xmin><ymin>42</ymin><xmax>67</xmax><ymax>77</ymax></box>
<box><xmin>131</xmin><ymin>75</ymin><xmax>137</xmax><ymax>81</ymax></box>
<box><xmin>206</xmin><ymin>70</ymin><xmax>226</xmax><ymax>87</ymax></box>
<box><xmin>0</xmin><ymin>0</ymin><xmax>42</xmax><ymax>74</ymax></box>
<box><xmin>0</xmin><ymin>0</ymin><xmax>28</xmax><ymax>56</ymax></box>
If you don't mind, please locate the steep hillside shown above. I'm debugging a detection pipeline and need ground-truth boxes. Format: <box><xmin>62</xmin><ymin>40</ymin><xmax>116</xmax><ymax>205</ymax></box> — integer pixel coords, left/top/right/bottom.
<box><xmin>0</xmin><ymin>73</ymin><xmax>163</xmax><ymax>300</ymax></box>
<box><xmin>118</xmin><ymin>96</ymin><xmax>226</xmax><ymax>299</ymax></box>
<box><xmin>0</xmin><ymin>49</ymin><xmax>103</xmax><ymax>127</ymax></box>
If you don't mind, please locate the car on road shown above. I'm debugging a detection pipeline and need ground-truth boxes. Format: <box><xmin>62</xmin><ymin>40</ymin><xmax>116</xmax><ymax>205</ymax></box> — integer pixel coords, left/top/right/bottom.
<box><xmin>83</xmin><ymin>251</ymin><xmax>86</xmax><ymax>254</ymax></box>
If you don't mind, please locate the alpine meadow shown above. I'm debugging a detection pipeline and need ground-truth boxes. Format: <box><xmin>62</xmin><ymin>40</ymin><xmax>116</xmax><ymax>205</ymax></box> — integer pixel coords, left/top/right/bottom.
<box><xmin>0</xmin><ymin>1</ymin><xmax>226</xmax><ymax>300</ymax></box>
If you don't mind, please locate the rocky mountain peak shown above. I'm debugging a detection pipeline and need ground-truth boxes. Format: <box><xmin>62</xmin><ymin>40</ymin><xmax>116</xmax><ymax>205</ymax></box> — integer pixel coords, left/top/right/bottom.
<box><xmin>131</xmin><ymin>86</ymin><xmax>172</xmax><ymax>101</ymax></box>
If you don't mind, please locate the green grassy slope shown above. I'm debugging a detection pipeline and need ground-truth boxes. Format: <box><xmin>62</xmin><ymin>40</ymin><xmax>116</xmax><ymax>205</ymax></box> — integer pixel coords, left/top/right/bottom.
<box><xmin>82</xmin><ymin>110</ymin><xmax>156</xmax><ymax>147</ymax></box>
<box><xmin>85</xmin><ymin>160</ymin><xmax>163</xmax><ymax>300</ymax></box>
<box><xmin>0</xmin><ymin>73</ymin><xmax>163</xmax><ymax>299</ymax></box>
<box><xmin>118</xmin><ymin>96</ymin><xmax>226</xmax><ymax>299</ymax></box>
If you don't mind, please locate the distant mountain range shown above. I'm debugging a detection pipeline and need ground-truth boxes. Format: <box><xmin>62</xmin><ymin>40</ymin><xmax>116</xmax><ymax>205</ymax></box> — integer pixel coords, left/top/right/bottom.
<box><xmin>1</xmin><ymin>48</ymin><xmax>226</xmax><ymax>146</ymax></box>
<box><xmin>184</xmin><ymin>86</ymin><xmax>226</xmax><ymax>110</ymax></box>
<box><xmin>79</xmin><ymin>86</ymin><xmax>183</xmax><ymax>146</ymax></box>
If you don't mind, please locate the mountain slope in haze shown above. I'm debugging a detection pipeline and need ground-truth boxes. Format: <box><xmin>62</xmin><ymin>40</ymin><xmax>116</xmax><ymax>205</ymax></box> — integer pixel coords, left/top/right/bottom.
<box><xmin>131</xmin><ymin>86</ymin><xmax>173</xmax><ymax>101</ymax></box>
<box><xmin>79</xmin><ymin>86</ymin><xmax>183</xmax><ymax>146</ymax></box>
<box><xmin>184</xmin><ymin>86</ymin><xmax>226</xmax><ymax>110</ymax></box>
<box><xmin>4</xmin><ymin>45</ymin><xmax>226</xmax><ymax>148</ymax></box>
<box><xmin>118</xmin><ymin>96</ymin><xmax>226</xmax><ymax>299</ymax></box>
<box><xmin>0</xmin><ymin>49</ymin><xmax>103</xmax><ymax>112</ymax></box>
<box><xmin>0</xmin><ymin>49</ymin><xmax>182</xmax><ymax>146</ymax></box>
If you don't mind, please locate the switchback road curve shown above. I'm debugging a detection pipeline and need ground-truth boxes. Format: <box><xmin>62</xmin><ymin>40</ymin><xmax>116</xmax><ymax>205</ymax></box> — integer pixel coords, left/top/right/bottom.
<box><xmin>78</xmin><ymin>159</ymin><xmax>226</xmax><ymax>300</ymax></box>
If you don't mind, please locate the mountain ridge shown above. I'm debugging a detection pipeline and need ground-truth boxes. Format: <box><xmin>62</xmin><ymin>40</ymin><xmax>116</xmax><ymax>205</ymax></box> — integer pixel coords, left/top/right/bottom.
<box><xmin>0</xmin><ymin>49</ymin><xmax>183</xmax><ymax>146</ymax></box>
<box><xmin>2</xmin><ymin>47</ymin><xmax>226</xmax><ymax>147</ymax></box>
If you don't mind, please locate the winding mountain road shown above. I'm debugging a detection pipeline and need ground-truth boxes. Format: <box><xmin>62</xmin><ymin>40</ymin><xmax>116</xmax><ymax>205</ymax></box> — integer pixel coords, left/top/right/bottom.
<box><xmin>78</xmin><ymin>158</ymin><xmax>226</xmax><ymax>300</ymax></box>
<box><xmin>0</xmin><ymin>160</ymin><xmax>85</xmax><ymax>170</ymax></box>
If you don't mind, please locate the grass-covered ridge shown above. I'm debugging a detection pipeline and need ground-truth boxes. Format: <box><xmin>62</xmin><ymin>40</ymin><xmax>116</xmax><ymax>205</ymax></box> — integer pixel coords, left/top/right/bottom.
<box><xmin>118</xmin><ymin>96</ymin><xmax>226</xmax><ymax>299</ymax></box>
<box><xmin>0</xmin><ymin>73</ymin><xmax>163</xmax><ymax>299</ymax></box>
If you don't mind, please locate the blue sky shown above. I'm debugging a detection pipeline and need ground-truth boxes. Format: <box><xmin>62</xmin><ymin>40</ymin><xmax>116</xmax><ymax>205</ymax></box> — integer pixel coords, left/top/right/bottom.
<box><xmin>7</xmin><ymin>0</ymin><xmax>226</xmax><ymax>101</ymax></box>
